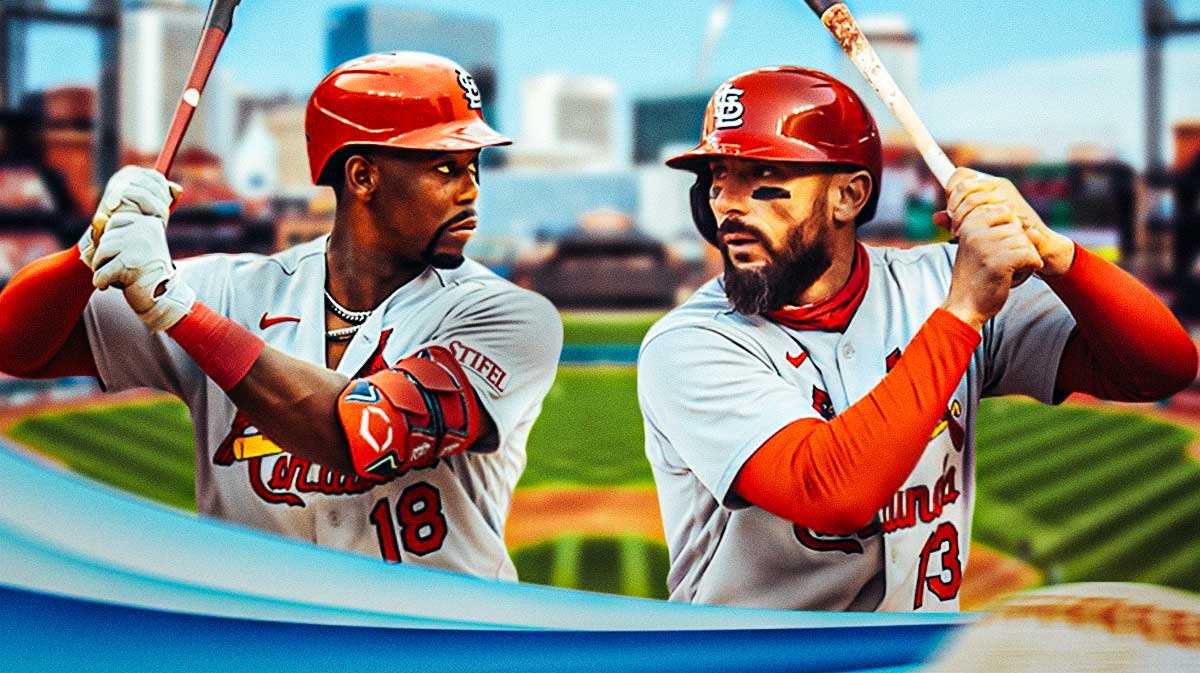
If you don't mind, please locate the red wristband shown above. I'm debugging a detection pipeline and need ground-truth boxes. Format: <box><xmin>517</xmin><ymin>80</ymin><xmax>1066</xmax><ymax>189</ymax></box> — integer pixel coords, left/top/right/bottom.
<box><xmin>166</xmin><ymin>302</ymin><xmax>265</xmax><ymax>391</ymax></box>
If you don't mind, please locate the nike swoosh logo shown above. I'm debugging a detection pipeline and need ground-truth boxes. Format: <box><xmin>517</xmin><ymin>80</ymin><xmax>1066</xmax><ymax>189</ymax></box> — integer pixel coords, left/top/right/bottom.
<box><xmin>786</xmin><ymin>351</ymin><xmax>808</xmax><ymax>368</ymax></box>
<box><xmin>259</xmin><ymin>312</ymin><xmax>301</xmax><ymax>329</ymax></box>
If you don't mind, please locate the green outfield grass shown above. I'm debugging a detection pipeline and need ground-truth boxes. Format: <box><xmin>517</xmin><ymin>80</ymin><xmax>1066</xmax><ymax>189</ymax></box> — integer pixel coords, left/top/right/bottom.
<box><xmin>7</xmin><ymin>400</ymin><xmax>197</xmax><ymax>511</ymax></box>
<box><xmin>5</xmin><ymin>310</ymin><xmax>1198</xmax><ymax>597</ymax></box>
<box><xmin>973</xmin><ymin>397</ymin><xmax>1200</xmax><ymax>592</ymax></box>
<box><xmin>560</xmin><ymin>311</ymin><xmax>662</xmax><ymax>346</ymax></box>
<box><xmin>520</xmin><ymin>366</ymin><xmax>648</xmax><ymax>488</ymax></box>
<box><xmin>511</xmin><ymin>534</ymin><xmax>669</xmax><ymax>599</ymax></box>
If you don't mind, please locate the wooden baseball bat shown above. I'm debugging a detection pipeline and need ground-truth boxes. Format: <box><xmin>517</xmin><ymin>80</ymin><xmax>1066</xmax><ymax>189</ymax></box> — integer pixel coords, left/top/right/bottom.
<box><xmin>803</xmin><ymin>0</ymin><xmax>955</xmax><ymax>187</ymax></box>
<box><xmin>155</xmin><ymin>0</ymin><xmax>242</xmax><ymax>178</ymax></box>
<box><xmin>803</xmin><ymin>0</ymin><xmax>1033</xmax><ymax>285</ymax></box>
<box><xmin>94</xmin><ymin>0</ymin><xmax>240</xmax><ymax>288</ymax></box>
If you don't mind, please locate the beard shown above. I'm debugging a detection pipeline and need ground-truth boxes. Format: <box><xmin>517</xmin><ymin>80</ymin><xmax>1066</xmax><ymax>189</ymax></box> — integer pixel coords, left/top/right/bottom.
<box><xmin>419</xmin><ymin>212</ymin><xmax>475</xmax><ymax>269</ymax></box>
<box><xmin>721</xmin><ymin>214</ymin><xmax>833</xmax><ymax>316</ymax></box>
<box><xmin>422</xmin><ymin>250</ymin><xmax>466</xmax><ymax>269</ymax></box>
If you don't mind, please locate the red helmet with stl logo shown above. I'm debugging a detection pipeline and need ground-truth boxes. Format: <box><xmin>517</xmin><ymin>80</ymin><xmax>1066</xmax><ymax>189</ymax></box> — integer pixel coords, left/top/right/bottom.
<box><xmin>666</xmin><ymin>67</ymin><xmax>882</xmax><ymax>244</ymax></box>
<box><xmin>305</xmin><ymin>51</ymin><xmax>511</xmax><ymax>185</ymax></box>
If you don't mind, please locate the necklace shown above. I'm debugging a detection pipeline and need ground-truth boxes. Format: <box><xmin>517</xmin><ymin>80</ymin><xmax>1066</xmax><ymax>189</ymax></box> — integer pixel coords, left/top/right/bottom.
<box><xmin>324</xmin><ymin>290</ymin><xmax>372</xmax><ymax>324</ymax></box>
<box><xmin>325</xmin><ymin>324</ymin><xmax>360</xmax><ymax>342</ymax></box>
<box><xmin>324</xmin><ymin>289</ymin><xmax>372</xmax><ymax>341</ymax></box>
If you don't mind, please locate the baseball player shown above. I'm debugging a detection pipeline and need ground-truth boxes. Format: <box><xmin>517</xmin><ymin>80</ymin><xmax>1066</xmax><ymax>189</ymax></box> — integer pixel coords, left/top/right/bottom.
<box><xmin>637</xmin><ymin>67</ymin><xmax>1197</xmax><ymax>611</ymax></box>
<box><xmin>0</xmin><ymin>52</ymin><xmax>562</xmax><ymax>579</ymax></box>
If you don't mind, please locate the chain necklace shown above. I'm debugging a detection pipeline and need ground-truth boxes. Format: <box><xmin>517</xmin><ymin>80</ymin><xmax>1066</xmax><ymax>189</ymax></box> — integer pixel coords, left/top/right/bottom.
<box><xmin>324</xmin><ymin>290</ymin><xmax>373</xmax><ymax>324</ymax></box>
<box><xmin>325</xmin><ymin>324</ymin><xmax>361</xmax><ymax>342</ymax></box>
<box><xmin>324</xmin><ymin>289</ymin><xmax>374</xmax><ymax>342</ymax></box>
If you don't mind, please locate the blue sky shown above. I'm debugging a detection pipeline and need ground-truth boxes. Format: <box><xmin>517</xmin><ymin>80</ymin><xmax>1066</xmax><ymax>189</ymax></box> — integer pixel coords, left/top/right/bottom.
<box><xmin>21</xmin><ymin>1</ymin><xmax>1200</xmax><ymax>162</ymax></box>
<box><xmin>25</xmin><ymin>2</ymin><xmax>1196</xmax><ymax>103</ymax></box>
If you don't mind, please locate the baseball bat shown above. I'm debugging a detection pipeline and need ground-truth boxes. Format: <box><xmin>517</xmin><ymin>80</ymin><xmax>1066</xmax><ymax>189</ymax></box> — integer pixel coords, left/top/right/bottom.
<box><xmin>802</xmin><ymin>0</ymin><xmax>1032</xmax><ymax>285</ymax></box>
<box><xmin>802</xmin><ymin>0</ymin><xmax>954</xmax><ymax>187</ymax></box>
<box><xmin>154</xmin><ymin>0</ymin><xmax>242</xmax><ymax>178</ymax></box>
<box><xmin>93</xmin><ymin>0</ymin><xmax>240</xmax><ymax>288</ymax></box>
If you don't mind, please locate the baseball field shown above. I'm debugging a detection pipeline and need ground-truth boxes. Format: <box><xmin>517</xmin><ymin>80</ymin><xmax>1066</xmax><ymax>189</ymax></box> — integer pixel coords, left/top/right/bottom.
<box><xmin>6</xmin><ymin>311</ymin><xmax>1199</xmax><ymax>605</ymax></box>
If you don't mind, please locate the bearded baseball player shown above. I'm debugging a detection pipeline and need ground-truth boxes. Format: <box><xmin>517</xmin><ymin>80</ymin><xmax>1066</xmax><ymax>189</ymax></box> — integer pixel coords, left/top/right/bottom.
<box><xmin>637</xmin><ymin>67</ymin><xmax>1197</xmax><ymax>611</ymax></box>
<box><xmin>0</xmin><ymin>52</ymin><xmax>561</xmax><ymax>578</ymax></box>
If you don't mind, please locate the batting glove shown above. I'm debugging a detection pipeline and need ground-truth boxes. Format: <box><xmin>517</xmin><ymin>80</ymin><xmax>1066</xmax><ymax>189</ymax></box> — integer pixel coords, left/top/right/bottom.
<box><xmin>124</xmin><ymin>267</ymin><xmax>196</xmax><ymax>333</ymax></box>
<box><xmin>81</xmin><ymin>166</ymin><xmax>181</xmax><ymax>267</ymax></box>
<box><xmin>90</xmin><ymin>211</ymin><xmax>194</xmax><ymax>331</ymax></box>
<box><xmin>90</xmin><ymin>211</ymin><xmax>172</xmax><ymax>291</ymax></box>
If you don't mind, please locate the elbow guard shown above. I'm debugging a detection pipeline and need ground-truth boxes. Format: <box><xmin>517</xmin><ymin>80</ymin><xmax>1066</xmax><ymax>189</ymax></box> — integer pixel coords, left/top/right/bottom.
<box><xmin>337</xmin><ymin>345</ymin><xmax>481</xmax><ymax>480</ymax></box>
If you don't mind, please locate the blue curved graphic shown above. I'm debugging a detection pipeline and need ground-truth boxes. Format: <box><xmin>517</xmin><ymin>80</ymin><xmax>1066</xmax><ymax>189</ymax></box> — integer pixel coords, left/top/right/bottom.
<box><xmin>0</xmin><ymin>440</ymin><xmax>972</xmax><ymax>671</ymax></box>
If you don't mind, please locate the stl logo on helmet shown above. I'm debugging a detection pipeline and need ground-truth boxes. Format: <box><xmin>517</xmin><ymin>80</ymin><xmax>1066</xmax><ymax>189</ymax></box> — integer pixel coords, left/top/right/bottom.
<box><xmin>712</xmin><ymin>83</ymin><xmax>746</xmax><ymax>129</ymax></box>
<box><xmin>457</xmin><ymin>70</ymin><xmax>482</xmax><ymax>109</ymax></box>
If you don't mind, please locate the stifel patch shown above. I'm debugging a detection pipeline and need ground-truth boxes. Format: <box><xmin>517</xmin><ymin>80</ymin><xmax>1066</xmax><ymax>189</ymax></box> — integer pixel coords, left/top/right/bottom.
<box><xmin>449</xmin><ymin>340</ymin><xmax>508</xmax><ymax>392</ymax></box>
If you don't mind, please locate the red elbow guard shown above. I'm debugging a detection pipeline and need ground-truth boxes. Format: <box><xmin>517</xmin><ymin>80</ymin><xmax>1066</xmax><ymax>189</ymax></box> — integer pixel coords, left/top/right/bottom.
<box><xmin>337</xmin><ymin>345</ymin><xmax>481</xmax><ymax>480</ymax></box>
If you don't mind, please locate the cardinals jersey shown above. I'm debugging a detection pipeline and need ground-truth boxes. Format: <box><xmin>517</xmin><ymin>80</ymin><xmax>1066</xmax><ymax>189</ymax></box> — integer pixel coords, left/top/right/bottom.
<box><xmin>638</xmin><ymin>242</ymin><xmax>1075</xmax><ymax>611</ymax></box>
<box><xmin>82</xmin><ymin>235</ymin><xmax>562</xmax><ymax>579</ymax></box>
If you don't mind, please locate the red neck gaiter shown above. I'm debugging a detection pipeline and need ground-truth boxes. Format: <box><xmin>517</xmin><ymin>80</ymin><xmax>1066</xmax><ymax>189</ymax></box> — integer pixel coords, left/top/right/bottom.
<box><xmin>766</xmin><ymin>243</ymin><xmax>869</xmax><ymax>332</ymax></box>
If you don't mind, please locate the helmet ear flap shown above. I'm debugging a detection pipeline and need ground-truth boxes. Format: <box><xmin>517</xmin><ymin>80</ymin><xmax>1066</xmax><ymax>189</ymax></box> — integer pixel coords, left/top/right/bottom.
<box><xmin>690</xmin><ymin>172</ymin><xmax>719</xmax><ymax>246</ymax></box>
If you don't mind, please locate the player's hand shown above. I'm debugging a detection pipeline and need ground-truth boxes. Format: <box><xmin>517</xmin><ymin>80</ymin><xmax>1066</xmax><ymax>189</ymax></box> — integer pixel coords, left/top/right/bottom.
<box><xmin>90</xmin><ymin>211</ymin><xmax>193</xmax><ymax>331</ymax></box>
<box><xmin>122</xmin><ymin>265</ymin><xmax>196</xmax><ymax>333</ymax></box>
<box><xmin>81</xmin><ymin>166</ymin><xmax>181</xmax><ymax>267</ymax></box>
<box><xmin>90</xmin><ymin>211</ymin><xmax>171</xmax><ymax>290</ymax></box>
<box><xmin>942</xmin><ymin>192</ymin><xmax>1044</xmax><ymax>331</ymax></box>
<box><xmin>944</xmin><ymin>168</ymin><xmax>1076</xmax><ymax>277</ymax></box>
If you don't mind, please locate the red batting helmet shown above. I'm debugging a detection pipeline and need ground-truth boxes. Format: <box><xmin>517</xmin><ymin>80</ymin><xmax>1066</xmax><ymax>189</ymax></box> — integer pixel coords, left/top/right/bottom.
<box><xmin>305</xmin><ymin>51</ymin><xmax>511</xmax><ymax>185</ymax></box>
<box><xmin>666</xmin><ymin>67</ymin><xmax>882</xmax><ymax>245</ymax></box>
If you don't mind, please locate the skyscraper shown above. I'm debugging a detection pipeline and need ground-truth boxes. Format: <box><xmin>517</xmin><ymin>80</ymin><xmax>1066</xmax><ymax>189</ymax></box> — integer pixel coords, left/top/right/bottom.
<box><xmin>631</xmin><ymin>90</ymin><xmax>710</xmax><ymax>165</ymax></box>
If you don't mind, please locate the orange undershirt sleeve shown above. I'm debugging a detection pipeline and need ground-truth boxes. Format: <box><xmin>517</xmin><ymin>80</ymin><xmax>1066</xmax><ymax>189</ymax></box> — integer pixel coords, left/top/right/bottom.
<box><xmin>1049</xmin><ymin>243</ymin><xmax>1197</xmax><ymax>401</ymax></box>
<box><xmin>0</xmin><ymin>248</ymin><xmax>98</xmax><ymax>378</ymax></box>
<box><xmin>733</xmin><ymin>308</ymin><xmax>980</xmax><ymax>534</ymax></box>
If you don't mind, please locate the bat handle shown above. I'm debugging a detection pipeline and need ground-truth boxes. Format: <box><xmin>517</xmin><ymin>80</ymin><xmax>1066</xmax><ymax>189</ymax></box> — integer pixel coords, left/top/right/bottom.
<box><xmin>921</xmin><ymin>146</ymin><xmax>957</xmax><ymax>190</ymax></box>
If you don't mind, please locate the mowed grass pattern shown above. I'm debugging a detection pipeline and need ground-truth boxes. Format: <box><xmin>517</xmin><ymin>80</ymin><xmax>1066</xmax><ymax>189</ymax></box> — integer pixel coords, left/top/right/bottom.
<box><xmin>973</xmin><ymin>397</ymin><xmax>1200</xmax><ymax>592</ymax></box>
<box><xmin>7</xmin><ymin>400</ymin><xmax>197</xmax><ymax>511</ymax></box>
<box><xmin>511</xmin><ymin>534</ymin><xmax>670</xmax><ymax>599</ymax></box>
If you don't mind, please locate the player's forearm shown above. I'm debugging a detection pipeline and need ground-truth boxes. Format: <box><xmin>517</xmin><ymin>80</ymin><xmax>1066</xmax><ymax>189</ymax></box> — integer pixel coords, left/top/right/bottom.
<box><xmin>227</xmin><ymin>347</ymin><xmax>356</xmax><ymax>474</ymax></box>
<box><xmin>0</xmin><ymin>248</ymin><xmax>97</xmax><ymax>377</ymax></box>
<box><xmin>1046</xmin><ymin>243</ymin><xmax>1197</xmax><ymax>401</ymax></box>
<box><xmin>165</xmin><ymin>302</ymin><xmax>356</xmax><ymax>473</ymax></box>
<box><xmin>735</xmin><ymin>308</ymin><xmax>980</xmax><ymax>534</ymax></box>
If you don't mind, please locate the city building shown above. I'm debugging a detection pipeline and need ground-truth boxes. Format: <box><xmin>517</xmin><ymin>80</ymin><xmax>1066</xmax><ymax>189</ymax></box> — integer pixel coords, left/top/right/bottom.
<box><xmin>509</xmin><ymin>73</ymin><xmax>618</xmax><ymax>170</ymax></box>
<box><xmin>260</xmin><ymin>101</ymin><xmax>312</xmax><ymax>199</ymax></box>
<box><xmin>229</xmin><ymin>109</ymin><xmax>278</xmax><ymax>200</ymax></box>
<box><xmin>637</xmin><ymin>165</ymin><xmax>699</xmax><ymax>247</ymax></box>
<box><xmin>631</xmin><ymin>90</ymin><xmax>709</xmax><ymax>165</ymax></box>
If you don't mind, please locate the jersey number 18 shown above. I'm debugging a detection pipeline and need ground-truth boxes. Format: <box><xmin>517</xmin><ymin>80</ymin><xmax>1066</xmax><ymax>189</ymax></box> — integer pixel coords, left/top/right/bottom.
<box><xmin>369</xmin><ymin>482</ymin><xmax>448</xmax><ymax>562</ymax></box>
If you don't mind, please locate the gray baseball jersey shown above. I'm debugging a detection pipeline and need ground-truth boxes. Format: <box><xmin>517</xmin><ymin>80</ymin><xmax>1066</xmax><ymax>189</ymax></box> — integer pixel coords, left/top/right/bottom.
<box><xmin>83</xmin><ymin>234</ymin><xmax>561</xmax><ymax>579</ymax></box>
<box><xmin>638</xmin><ymin>242</ymin><xmax>1075</xmax><ymax>611</ymax></box>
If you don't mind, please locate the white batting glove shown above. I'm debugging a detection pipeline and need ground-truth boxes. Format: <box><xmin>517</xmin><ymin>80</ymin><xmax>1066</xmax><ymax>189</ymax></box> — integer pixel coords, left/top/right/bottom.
<box><xmin>89</xmin><ymin>211</ymin><xmax>193</xmax><ymax>331</ymax></box>
<box><xmin>124</xmin><ymin>267</ymin><xmax>196</xmax><ymax>333</ymax></box>
<box><xmin>81</xmin><ymin>166</ymin><xmax>181</xmax><ymax>267</ymax></box>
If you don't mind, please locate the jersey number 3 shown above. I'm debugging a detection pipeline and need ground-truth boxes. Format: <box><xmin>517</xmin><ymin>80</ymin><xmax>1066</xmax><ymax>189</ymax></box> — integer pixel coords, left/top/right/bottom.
<box><xmin>369</xmin><ymin>482</ymin><xmax>448</xmax><ymax>562</ymax></box>
<box><xmin>914</xmin><ymin>521</ymin><xmax>962</xmax><ymax>609</ymax></box>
